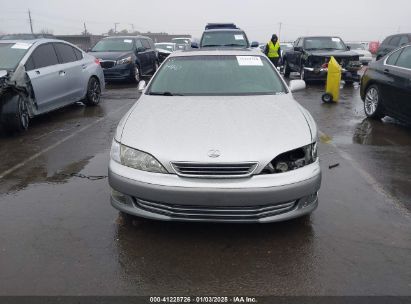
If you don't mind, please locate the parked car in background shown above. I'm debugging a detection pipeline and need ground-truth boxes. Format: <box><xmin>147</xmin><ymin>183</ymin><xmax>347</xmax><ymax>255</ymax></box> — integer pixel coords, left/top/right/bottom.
<box><xmin>280</xmin><ymin>43</ymin><xmax>293</xmax><ymax>58</ymax></box>
<box><xmin>376</xmin><ymin>33</ymin><xmax>411</xmax><ymax>60</ymax></box>
<box><xmin>171</xmin><ymin>37</ymin><xmax>191</xmax><ymax>50</ymax></box>
<box><xmin>347</xmin><ymin>42</ymin><xmax>373</xmax><ymax>65</ymax></box>
<box><xmin>89</xmin><ymin>36</ymin><xmax>158</xmax><ymax>82</ymax></box>
<box><xmin>0</xmin><ymin>39</ymin><xmax>104</xmax><ymax>133</ymax></box>
<box><xmin>194</xmin><ymin>23</ymin><xmax>258</xmax><ymax>49</ymax></box>
<box><xmin>283</xmin><ymin>36</ymin><xmax>362</xmax><ymax>83</ymax></box>
<box><xmin>109</xmin><ymin>48</ymin><xmax>321</xmax><ymax>223</ymax></box>
<box><xmin>360</xmin><ymin>45</ymin><xmax>411</xmax><ymax>123</ymax></box>
<box><xmin>155</xmin><ymin>43</ymin><xmax>177</xmax><ymax>63</ymax></box>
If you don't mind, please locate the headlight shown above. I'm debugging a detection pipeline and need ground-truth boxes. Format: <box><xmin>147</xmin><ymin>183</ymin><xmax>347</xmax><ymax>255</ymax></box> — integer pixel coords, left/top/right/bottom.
<box><xmin>261</xmin><ymin>142</ymin><xmax>318</xmax><ymax>174</ymax></box>
<box><xmin>110</xmin><ymin>140</ymin><xmax>167</xmax><ymax>174</ymax></box>
<box><xmin>116</xmin><ymin>56</ymin><xmax>132</xmax><ymax>65</ymax></box>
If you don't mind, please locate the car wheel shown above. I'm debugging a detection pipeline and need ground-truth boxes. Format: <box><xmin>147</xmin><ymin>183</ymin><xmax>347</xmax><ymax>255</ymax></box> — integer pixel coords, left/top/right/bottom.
<box><xmin>1</xmin><ymin>93</ymin><xmax>30</xmax><ymax>133</ymax></box>
<box><xmin>283</xmin><ymin>59</ymin><xmax>290</xmax><ymax>77</ymax></box>
<box><xmin>364</xmin><ymin>85</ymin><xmax>385</xmax><ymax>119</ymax></box>
<box><xmin>84</xmin><ymin>77</ymin><xmax>101</xmax><ymax>106</ymax></box>
<box><xmin>132</xmin><ymin>65</ymin><xmax>140</xmax><ymax>83</ymax></box>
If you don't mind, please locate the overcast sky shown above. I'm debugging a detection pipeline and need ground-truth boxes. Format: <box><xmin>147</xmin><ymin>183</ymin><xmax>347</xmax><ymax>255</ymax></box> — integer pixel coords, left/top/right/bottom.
<box><xmin>1</xmin><ymin>0</ymin><xmax>410</xmax><ymax>42</ymax></box>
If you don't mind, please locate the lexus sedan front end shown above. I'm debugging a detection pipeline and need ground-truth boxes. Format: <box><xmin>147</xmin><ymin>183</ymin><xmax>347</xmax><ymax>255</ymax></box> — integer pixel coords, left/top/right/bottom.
<box><xmin>108</xmin><ymin>49</ymin><xmax>321</xmax><ymax>223</ymax></box>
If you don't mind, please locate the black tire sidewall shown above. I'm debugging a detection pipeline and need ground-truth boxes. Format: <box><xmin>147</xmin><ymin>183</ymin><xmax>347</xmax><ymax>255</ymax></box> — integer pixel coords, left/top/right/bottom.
<box><xmin>85</xmin><ymin>77</ymin><xmax>101</xmax><ymax>106</ymax></box>
<box><xmin>364</xmin><ymin>84</ymin><xmax>384</xmax><ymax>119</ymax></box>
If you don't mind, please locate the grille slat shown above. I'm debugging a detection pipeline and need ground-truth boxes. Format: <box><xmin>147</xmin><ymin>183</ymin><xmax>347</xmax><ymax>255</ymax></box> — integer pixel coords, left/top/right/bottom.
<box><xmin>135</xmin><ymin>199</ymin><xmax>297</xmax><ymax>220</ymax></box>
<box><xmin>172</xmin><ymin>162</ymin><xmax>257</xmax><ymax>178</ymax></box>
<box><xmin>100</xmin><ymin>60</ymin><xmax>116</xmax><ymax>69</ymax></box>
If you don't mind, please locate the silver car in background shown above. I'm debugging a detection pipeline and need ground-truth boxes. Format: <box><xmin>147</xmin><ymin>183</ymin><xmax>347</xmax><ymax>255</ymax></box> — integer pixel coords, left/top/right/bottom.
<box><xmin>109</xmin><ymin>49</ymin><xmax>321</xmax><ymax>223</ymax></box>
<box><xmin>0</xmin><ymin>39</ymin><xmax>104</xmax><ymax>133</ymax></box>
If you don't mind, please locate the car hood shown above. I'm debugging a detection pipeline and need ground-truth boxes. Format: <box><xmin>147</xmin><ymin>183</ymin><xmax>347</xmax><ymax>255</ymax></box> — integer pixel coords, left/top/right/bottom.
<box><xmin>88</xmin><ymin>51</ymin><xmax>132</xmax><ymax>61</ymax></box>
<box><xmin>307</xmin><ymin>49</ymin><xmax>360</xmax><ymax>57</ymax></box>
<box><xmin>119</xmin><ymin>94</ymin><xmax>313</xmax><ymax>168</ymax></box>
<box><xmin>352</xmin><ymin>50</ymin><xmax>372</xmax><ymax>56</ymax></box>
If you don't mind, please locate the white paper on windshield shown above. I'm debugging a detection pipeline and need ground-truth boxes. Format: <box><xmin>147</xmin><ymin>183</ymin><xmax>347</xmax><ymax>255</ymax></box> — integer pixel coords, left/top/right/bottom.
<box><xmin>124</xmin><ymin>39</ymin><xmax>132</xmax><ymax>43</ymax></box>
<box><xmin>234</xmin><ymin>35</ymin><xmax>244</xmax><ymax>40</ymax></box>
<box><xmin>331</xmin><ymin>38</ymin><xmax>340</xmax><ymax>42</ymax></box>
<box><xmin>237</xmin><ymin>56</ymin><xmax>263</xmax><ymax>66</ymax></box>
<box><xmin>11</xmin><ymin>42</ymin><xmax>32</xmax><ymax>50</ymax></box>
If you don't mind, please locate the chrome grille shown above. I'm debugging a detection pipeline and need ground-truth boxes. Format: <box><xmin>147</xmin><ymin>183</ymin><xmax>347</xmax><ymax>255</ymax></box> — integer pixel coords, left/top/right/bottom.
<box><xmin>135</xmin><ymin>199</ymin><xmax>297</xmax><ymax>220</ymax></box>
<box><xmin>171</xmin><ymin>162</ymin><xmax>258</xmax><ymax>178</ymax></box>
<box><xmin>100</xmin><ymin>60</ymin><xmax>116</xmax><ymax>69</ymax></box>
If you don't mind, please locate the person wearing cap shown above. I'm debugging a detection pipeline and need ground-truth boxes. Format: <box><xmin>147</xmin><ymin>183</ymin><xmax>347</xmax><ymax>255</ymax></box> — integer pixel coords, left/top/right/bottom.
<box><xmin>265</xmin><ymin>34</ymin><xmax>281</xmax><ymax>67</ymax></box>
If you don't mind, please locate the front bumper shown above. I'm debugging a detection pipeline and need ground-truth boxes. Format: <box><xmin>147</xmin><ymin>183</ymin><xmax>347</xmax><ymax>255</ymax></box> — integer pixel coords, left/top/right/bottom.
<box><xmin>304</xmin><ymin>67</ymin><xmax>361</xmax><ymax>82</ymax></box>
<box><xmin>108</xmin><ymin>159</ymin><xmax>322</xmax><ymax>223</ymax></box>
<box><xmin>102</xmin><ymin>63</ymin><xmax>133</xmax><ymax>81</ymax></box>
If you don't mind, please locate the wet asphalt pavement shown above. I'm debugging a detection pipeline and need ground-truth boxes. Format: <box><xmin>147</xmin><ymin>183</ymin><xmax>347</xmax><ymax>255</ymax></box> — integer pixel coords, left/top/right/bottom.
<box><xmin>0</xmin><ymin>77</ymin><xmax>410</xmax><ymax>296</ymax></box>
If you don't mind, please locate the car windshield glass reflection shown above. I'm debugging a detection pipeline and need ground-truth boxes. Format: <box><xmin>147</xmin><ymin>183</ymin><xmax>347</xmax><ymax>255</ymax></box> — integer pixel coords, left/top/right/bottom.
<box><xmin>0</xmin><ymin>43</ymin><xmax>31</xmax><ymax>70</ymax></box>
<box><xmin>156</xmin><ymin>44</ymin><xmax>174</xmax><ymax>51</ymax></box>
<box><xmin>91</xmin><ymin>39</ymin><xmax>134</xmax><ymax>52</ymax></box>
<box><xmin>202</xmin><ymin>31</ymin><xmax>247</xmax><ymax>47</ymax></box>
<box><xmin>148</xmin><ymin>55</ymin><xmax>286</xmax><ymax>96</ymax></box>
<box><xmin>347</xmin><ymin>43</ymin><xmax>365</xmax><ymax>50</ymax></box>
<box><xmin>305</xmin><ymin>37</ymin><xmax>346</xmax><ymax>50</ymax></box>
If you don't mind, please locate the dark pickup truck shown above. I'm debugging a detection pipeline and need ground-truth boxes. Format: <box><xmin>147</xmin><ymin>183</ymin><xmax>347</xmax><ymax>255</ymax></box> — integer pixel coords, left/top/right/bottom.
<box><xmin>283</xmin><ymin>36</ymin><xmax>362</xmax><ymax>83</ymax></box>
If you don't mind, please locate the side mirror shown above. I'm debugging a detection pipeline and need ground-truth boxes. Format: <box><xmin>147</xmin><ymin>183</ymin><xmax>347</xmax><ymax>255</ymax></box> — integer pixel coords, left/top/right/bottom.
<box><xmin>136</xmin><ymin>47</ymin><xmax>145</xmax><ymax>53</ymax></box>
<box><xmin>138</xmin><ymin>80</ymin><xmax>146</xmax><ymax>92</ymax></box>
<box><xmin>294</xmin><ymin>46</ymin><xmax>303</xmax><ymax>52</ymax></box>
<box><xmin>191</xmin><ymin>42</ymin><xmax>199</xmax><ymax>49</ymax></box>
<box><xmin>347</xmin><ymin>46</ymin><xmax>351</xmax><ymax>50</ymax></box>
<box><xmin>289</xmin><ymin>80</ymin><xmax>306</xmax><ymax>93</ymax></box>
<box><xmin>250</xmin><ymin>41</ymin><xmax>259</xmax><ymax>48</ymax></box>
<box><xmin>87</xmin><ymin>48</ymin><xmax>92</xmax><ymax>52</ymax></box>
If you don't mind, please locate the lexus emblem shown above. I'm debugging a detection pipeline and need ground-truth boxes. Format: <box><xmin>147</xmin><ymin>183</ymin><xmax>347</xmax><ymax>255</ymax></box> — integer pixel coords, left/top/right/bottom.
<box><xmin>208</xmin><ymin>149</ymin><xmax>221</xmax><ymax>158</ymax></box>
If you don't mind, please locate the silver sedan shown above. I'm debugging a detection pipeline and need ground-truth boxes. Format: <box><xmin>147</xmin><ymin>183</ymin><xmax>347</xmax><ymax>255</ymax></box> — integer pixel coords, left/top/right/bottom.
<box><xmin>109</xmin><ymin>49</ymin><xmax>321</xmax><ymax>223</ymax></box>
<box><xmin>0</xmin><ymin>39</ymin><xmax>104</xmax><ymax>133</ymax></box>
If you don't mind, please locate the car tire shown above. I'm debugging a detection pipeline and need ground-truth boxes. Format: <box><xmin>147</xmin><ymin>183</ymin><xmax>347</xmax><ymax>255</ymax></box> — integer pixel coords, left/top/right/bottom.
<box><xmin>283</xmin><ymin>59</ymin><xmax>291</xmax><ymax>78</ymax></box>
<box><xmin>84</xmin><ymin>77</ymin><xmax>101</xmax><ymax>106</ymax></box>
<box><xmin>364</xmin><ymin>84</ymin><xmax>385</xmax><ymax>119</ymax></box>
<box><xmin>1</xmin><ymin>93</ymin><xmax>30</xmax><ymax>133</ymax></box>
<box><xmin>131</xmin><ymin>65</ymin><xmax>141</xmax><ymax>83</ymax></box>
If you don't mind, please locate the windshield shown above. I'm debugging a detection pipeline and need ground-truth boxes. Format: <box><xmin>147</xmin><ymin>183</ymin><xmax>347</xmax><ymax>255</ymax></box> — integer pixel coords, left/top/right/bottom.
<box><xmin>304</xmin><ymin>37</ymin><xmax>346</xmax><ymax>50</ymax></box>
<box><xmin>201</xmin><ymin>31</ymin><xmax>248</xmax><ymax>47</ymax></box>
<box><xmin>347</xmin><ymin>43</ymin><xmax>365</xmax><ymax>50</ymax></box>
<box><xmin>0</xmin><ymin>42</ymin><xmax>32</xmax><ymax>70</ymax></box>
<box><xmin>156</xmin><ymin>44</ymin><xmax>175</xmax><ymax>51</ymax></box>
<box><xmin>91</xmin><ymin>38</ymin><xmax>134</xmax><ymax>52</ymax></box>
<box><xmin>148</xmin><ymin>55</ymin><xmax>286</xmax><ymax>96</ymax></box>
<box><xmin>172</xmin><ymin>38</ymin><xmax>190</xmax><ymax>45</ymax></box>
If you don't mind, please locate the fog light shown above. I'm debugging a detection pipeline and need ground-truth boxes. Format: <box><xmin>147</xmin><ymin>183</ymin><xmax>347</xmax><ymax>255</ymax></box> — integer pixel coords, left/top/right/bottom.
<box><xmin>300</xmin><ymin>193</ymin><xmax>317</xmax><ymax>208</ymax></box>
<box><xmin>111</xmin><ymin>188</ymin><xmax>129</xmax><ymax>205</ymax></box>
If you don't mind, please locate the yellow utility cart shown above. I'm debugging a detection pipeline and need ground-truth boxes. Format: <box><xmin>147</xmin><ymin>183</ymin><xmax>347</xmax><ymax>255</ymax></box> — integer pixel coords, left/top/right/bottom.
<box><xmin>321</xmin><ymin>56</ymin><xmax>342</xmax><ymax>103</ymax></box>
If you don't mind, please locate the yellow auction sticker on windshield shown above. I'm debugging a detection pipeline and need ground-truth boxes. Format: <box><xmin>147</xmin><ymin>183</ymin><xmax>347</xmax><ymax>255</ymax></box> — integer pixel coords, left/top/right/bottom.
<box><xmin>236</xmin><ymin>56</ymin><xmax>263</xmax><ymax>66</ymax></box>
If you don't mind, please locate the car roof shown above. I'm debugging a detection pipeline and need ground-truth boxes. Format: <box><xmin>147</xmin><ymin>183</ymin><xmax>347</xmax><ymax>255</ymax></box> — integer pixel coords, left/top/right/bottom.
<box><xmin>168</xmin><ymin>48</ymin><xmax>263</xmax><ymax>58</ymax></box>
<box><xmin>300</xmin><ymin>36</ymin><xmax>342</xmax><ymax>39</ymax></box>
<box><xmin>102</xmin><ymin>35</ymin><xmax>151</xmax><ymax>40</ymax></box>
<box><xmin>0</xmin><ymin>38</ymin><xmax>72</xmax><ymax>44</ymax></box>
<box><xmin>204</xmin><ymin>28</ymin><xmax>245</xmax><ymax>33</ymax></box>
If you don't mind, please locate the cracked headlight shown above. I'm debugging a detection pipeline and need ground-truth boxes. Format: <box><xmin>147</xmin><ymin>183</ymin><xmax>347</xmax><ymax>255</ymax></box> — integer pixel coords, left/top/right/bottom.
<box><xmin>116</xmin><ymin>56</ymin><xmax>132</xmax><ymax>65</ymax></box>
<box><xmin>261</xmin><ymin>142</ymin><xmax>318</xmax><ymax>174</ymax></box>
<box><xmin>110</xmin><ymin>140</ymin><xmax>167</xmax><ymax>173</ymax></box>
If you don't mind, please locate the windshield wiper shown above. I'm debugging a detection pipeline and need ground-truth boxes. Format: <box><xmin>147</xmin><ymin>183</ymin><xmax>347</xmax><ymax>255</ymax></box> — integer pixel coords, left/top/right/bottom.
<box><xmin>148</xmin><ymin>92</ymin><xmax>184</xmax><ymax>96</ymax></box>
